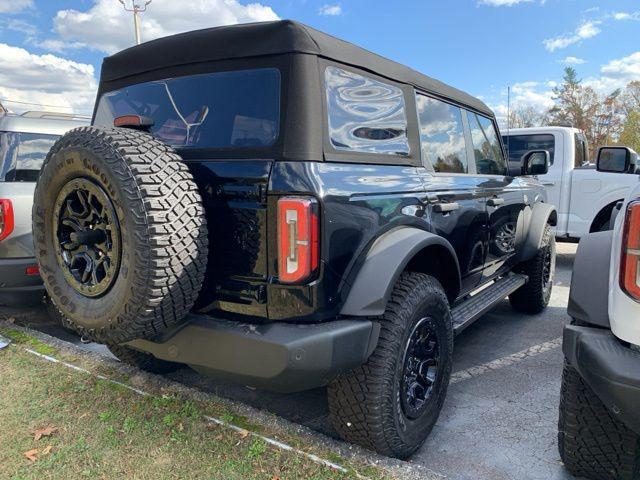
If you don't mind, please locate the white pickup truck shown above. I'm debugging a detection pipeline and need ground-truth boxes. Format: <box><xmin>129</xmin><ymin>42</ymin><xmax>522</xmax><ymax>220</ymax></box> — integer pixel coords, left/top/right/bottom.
<box><xmin>559</xmin><ymin>147</ymin><xmax>640</xmax><ymax>480</ymax></box>
<box><xmin>502</xmin><ymin>127</ymin><xmax>639</xmax><ymax>239</ymax></box>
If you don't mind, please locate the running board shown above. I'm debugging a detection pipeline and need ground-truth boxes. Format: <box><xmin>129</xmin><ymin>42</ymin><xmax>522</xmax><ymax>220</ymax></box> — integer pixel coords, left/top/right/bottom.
<box><xmin>452</xmin><ymin>274</ymin><xmax>528</xmax><ymax>335</ymax></box>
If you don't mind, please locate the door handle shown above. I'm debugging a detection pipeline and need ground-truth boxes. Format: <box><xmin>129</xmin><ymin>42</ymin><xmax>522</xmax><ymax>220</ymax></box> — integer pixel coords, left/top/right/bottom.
<box><xmin>542</xmin><ymin>181</ymin><xmax>555</xmax><ymax>186</ymax></box>
<box><xmin>433</xmin><ymin>202</ymin><xmax>460</xmax><ymax>213</ymax></box>
<box><xmin>486</xmin><ymin>198</ymin><xmax>505</xmax><ymax>207</ymax></box>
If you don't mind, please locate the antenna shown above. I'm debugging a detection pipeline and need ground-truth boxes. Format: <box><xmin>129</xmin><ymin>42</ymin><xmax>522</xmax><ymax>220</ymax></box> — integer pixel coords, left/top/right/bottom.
<box><xmin>118</xmin><ymin>0</ymin><xmax>152</xmax><ymax>45</ymax></box>
<box><xmin>506</xmin><ymin>85</ymin><xmax>511</xmax><ymax>158</ymax></box>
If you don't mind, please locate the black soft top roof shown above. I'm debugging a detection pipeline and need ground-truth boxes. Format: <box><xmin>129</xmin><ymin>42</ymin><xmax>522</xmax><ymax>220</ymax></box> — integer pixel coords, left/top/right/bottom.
<box><xmin>101</xmin><ymin>20</ymin><xmax>492</xmax><ymax>117</ymax></box>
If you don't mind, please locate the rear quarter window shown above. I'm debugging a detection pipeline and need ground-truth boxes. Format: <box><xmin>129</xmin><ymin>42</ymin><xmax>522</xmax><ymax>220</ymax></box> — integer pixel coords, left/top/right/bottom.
<box><xmin>0</xmin><ymin>132</ymin><xmax>58</xmax><ymax>182</ymax></box>
<box><xmin>325</xmin><ymin>66</ymin><xmax>409</xmax><ymax>156</ymax></box>
<box><xmin>94</xmin><ymin>68</ymin><xmax>281</xmax><ymax>150</ymax></box>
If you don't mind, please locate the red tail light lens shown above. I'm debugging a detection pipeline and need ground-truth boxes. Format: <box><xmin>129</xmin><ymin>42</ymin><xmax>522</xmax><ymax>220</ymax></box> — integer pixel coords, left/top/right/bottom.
<box><xmin>277</xmin><ymin>197</ymin><xmax>319</xmax><ymax>283</ymax></box>
<box><xmin>0</xmin><ymin>199</ymin><xmax>14</xmax><ymax>242</ymax></box>
<box><xmin>620</xmin><ymin>200</ymin><xmax>640</xmax><ymax>301</ymax></box>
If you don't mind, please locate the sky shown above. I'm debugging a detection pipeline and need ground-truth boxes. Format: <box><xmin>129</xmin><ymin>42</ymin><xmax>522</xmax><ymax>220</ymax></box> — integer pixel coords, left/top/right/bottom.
<box><xmin>0</xmin><ymin>0</ymin><xmax>639</xmax><ymax>126</ymax></box>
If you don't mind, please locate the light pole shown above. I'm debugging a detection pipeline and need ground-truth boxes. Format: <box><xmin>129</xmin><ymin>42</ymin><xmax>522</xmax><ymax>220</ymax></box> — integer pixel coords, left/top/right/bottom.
<box><xmin>118</xmin><ymin>0</ymin><xmax>152</xmax><ymax>45</ymax></box>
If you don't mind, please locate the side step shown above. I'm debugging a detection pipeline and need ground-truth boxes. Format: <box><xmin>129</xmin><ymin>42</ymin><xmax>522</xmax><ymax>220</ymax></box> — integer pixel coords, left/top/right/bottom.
<box><xmin>452</xmin><ymin>274</ymin><xmax>528</xmax><ymax>335</ymax></box>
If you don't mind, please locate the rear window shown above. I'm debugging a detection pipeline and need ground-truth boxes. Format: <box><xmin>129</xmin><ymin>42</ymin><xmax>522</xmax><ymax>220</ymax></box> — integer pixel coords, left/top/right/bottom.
<box><xmin>94</xmin><ymin>68</ymin><xmax>280</xmax><ymax>150</ymax></box>
<box><xmin>502</xmin><ymin>134</ymin><xmax>555</xmax><ymax>165</ymax></box>
<box><xmin>0</xmin><ymin>132</ymin><xmax>58</xmax><ymax>182</ymax></box>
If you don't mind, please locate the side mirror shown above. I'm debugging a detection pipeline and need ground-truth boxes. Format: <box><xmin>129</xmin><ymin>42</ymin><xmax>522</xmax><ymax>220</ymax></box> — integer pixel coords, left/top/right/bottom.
<box><xmin>521</xmin><ymin>150</ymin><xmax>550</xmax><ymax>176</ymax></box>
<box><xmin>596</xmin><ymin>146</ymin><xmax>636</xmax><ymax>173</ymax></box>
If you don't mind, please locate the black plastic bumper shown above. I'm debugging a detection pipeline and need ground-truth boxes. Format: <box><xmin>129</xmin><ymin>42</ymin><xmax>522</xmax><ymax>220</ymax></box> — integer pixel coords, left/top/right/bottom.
<box><xmin>126</xmin><ymin>314</ymin><xmax>380</xmax><ymax>393</ymax></box>
<box><xmin>564</xmin><ymin>324</ymin><xmax>640</xmax><ymax>434</ymax></box>
<box><xmin>0</xmin><ymin>257</ymin><xmax>43</xmax><ymax>306</ymax></box>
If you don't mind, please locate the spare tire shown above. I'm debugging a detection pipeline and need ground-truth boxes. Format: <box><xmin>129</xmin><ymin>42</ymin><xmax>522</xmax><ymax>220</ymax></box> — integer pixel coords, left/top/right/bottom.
<box><xmin>32</xmin><ymin>126</ymin><xmax>208</xmax><ymax>344</ymax></box>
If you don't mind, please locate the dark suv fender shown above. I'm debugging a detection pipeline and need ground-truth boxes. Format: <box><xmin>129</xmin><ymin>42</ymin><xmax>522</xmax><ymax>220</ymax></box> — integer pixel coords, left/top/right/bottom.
<box><xmin>516</xmin><ymin>202</ymin><xmax>557</xmax><ymax>262</ymax></box>
<box><xmin>340</xmin><ymin>227</ymin><xmax>461</xmax><ymax>317</ymax></box>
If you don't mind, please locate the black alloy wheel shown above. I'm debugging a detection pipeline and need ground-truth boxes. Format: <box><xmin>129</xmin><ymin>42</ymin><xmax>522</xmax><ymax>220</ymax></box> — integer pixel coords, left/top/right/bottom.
<box><xmin>400</xmin><ymin>316</ymin><xmax>440</xmax><ymax>419</ymax></box>
<box><xmin>53</xmin><ymin>177</ymin><xmax>121</xmax><ymax>298</ymax></box>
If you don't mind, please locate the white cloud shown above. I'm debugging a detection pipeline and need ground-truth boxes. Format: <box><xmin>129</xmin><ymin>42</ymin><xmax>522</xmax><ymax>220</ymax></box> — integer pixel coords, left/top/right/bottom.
<box><xmin>0</xmin><ymin>43</ymin><xmax>97</xmax><ymax>115</ymax></box>
<box><xmin>561</xmin><ymin>56</ymin><xmax>585</xmax><ymax>65</ymax></box>
<box><xmin>584</xmin><ymin>51</ymin><xmax>640</xmax><ymax>92</ymax></box>
<box><xmin>53</xmin><ymin>0</ymin><xmax>279</xmax><ymax>54</ymax></box>
<box><xmin>613</xmin><ymin>12</ymin><xmax>631</xmax><ymax>20</ymax></box>
<box><xmin>30</xmin><ymin>39</ymin><xmax>85</xmax><ymax>54</ymax></box>
<box><xmin>318</xmin><ymin>4</ymin><xmax>343</xmax><ymax>16</ymax></box>
<box><xmin>0</xmin><ymin>0</ymin><xmax>33</xmax><ymax>14</ymax></box>
<box><xmin>4</xmin><ymin>19</ymin><xmax>37</xmax><ymax>36</ymax></box>
<box><xmin>543</xmin><ymin>20</ymin><xmax>601</xmax><ymax>51</ymax></box>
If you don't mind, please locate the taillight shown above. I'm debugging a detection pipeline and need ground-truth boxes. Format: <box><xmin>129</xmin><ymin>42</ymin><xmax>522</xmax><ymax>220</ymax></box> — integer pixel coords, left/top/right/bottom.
<box><xmin>277</xmin><ymin>197</ymin><xmax>319</xmax><ymax>283</ymax></box>
<box><xmin>0</xmin><ymin>199</ymin><xmax>14</xmax><ymax>242</ymax></box>
<box><xmin>620</xmin><ymin>200</ymin><xmax>640</xmax><ymax>301</ymax></box>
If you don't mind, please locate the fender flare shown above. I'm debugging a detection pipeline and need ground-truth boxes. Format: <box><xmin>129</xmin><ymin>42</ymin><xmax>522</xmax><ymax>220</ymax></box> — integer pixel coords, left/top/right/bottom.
<box><xmin>340</xmin><ymin>227</ymin><xmax>460</xmax><ymax>317</ymax></box>
<box><xmin>517</xmin><ymin>202</ymin><xmax>557</xmax><ymax>262</ymax></box>
<box><xmin>567</xmin><ymin>231</ymin><xmax>612</xmax><ymax>328</ymax></box>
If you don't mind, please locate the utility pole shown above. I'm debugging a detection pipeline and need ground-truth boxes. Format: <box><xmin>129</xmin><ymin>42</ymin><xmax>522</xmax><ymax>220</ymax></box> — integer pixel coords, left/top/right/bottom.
<box><xmin>118</xmin><ymin>0</ymin><xmax>152</xmax><ymax>45</ymax></box>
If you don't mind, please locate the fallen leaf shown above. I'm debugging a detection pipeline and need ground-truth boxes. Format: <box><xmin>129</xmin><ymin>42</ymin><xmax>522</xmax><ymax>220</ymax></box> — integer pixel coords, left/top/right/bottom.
<box><xmin>238</xmin><ymin>428</ymin><xmax>249</xmax><ymax>438</ymax></box>
<box><xmin>42</xmin><ymin>445</ymin><xmax>53</xmax><ymax>455</ymax></box>
<box><xmin>24</xmin><ymin>449</ymin><xmax>38</xmax><ymax>462</ymax></box>
<box><xmin>34</xmin><ymin>426</ymin><xmax>58</xmax><ymax>441</ymax></box>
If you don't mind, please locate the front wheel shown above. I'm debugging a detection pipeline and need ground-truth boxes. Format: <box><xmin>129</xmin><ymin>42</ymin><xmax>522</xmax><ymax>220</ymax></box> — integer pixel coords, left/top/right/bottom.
<box><xmin>327</xmin><ymin>272</ymin><xmax>453</xmax><ymax>459</ymax></box>
<box><xmin>509</xmin><ymin>224</ymin><xmax>555</xmax><ymax>313</ymax></box>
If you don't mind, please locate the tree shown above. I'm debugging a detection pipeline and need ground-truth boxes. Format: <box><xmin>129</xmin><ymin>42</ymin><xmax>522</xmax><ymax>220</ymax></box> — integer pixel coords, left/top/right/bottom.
<box><xmin>620</xmin><ymin>110</ymin><xmax>640</xmax><ymax>153</ymax></box>
<box><xmin>507</xmin><ymin>106</ymin><xmax>543</xmax><ymax>128</ymax></box>
<box><xmin>547</xmin><ymin>67</ymin><xmax>623</xmax><ymax>157</ymax></box>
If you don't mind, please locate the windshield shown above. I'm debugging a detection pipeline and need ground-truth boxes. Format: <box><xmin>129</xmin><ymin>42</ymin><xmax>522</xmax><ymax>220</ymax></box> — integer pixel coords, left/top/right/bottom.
<box><xmin>0</xmin><ymin>132</ymin><xmax>58</xmax><ymax>182</ymax></box>
<box><xmin>94</xmin><ymin>68</ymin><xmax>280</xmax><ymax>150</ymax></box>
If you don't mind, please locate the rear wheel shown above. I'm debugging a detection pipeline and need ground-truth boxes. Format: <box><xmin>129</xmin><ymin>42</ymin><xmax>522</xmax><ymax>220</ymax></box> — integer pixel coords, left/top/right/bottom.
<box><xmin>327</xmin><ymin>272</ymin><xmax>453</xmax><ymax>459</ymax></box>
<box><xmin>32</xmin><ymin>126</ymin><xmax>208</xmax><ymax>344</ymax></box>
<box><xmin>558</xmin><ymin>362</ymin><xmax>640</xmax><ymax>480</ymax></box>
<box><xmin>509</xmin><ymin>224</ymin><xmax>555</xmax><ymax>313</ymax></box>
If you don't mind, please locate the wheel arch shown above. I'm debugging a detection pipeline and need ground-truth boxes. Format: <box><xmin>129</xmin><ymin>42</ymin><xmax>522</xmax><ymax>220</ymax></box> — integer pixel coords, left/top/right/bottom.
<box><xmin>589</xmin><ymin>199</ymin><xmax>624</xmax><ymax>233</ymax></box>
<box><xmin>340</xmin><ymin>227</ymin><xmax>461</xmax><ymax>317</ymax></box>
<box><xmin>517</xmin><ymin>202</ymin><xmax>557</xmax><ymax>262</ymax></box>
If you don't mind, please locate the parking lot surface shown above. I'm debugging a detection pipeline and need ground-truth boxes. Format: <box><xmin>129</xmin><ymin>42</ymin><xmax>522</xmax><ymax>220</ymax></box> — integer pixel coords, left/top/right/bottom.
<box><xmin>2</xmin><ymin>243</ymin><xmax>578</xmax><ymax>480</ymax></box>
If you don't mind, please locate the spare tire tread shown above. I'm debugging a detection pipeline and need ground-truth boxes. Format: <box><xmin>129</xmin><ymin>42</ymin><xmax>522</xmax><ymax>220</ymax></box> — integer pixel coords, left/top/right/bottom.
<box><xmin>35</xmin><ymin>126</ymin><xmax>208</xmax><ymax>343</ymax></box>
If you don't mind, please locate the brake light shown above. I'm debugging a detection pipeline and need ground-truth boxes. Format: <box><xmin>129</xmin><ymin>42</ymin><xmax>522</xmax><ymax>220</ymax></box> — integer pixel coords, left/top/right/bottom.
<box><xmin>620</xmin><ymin>200</ymin><xmax>640</xmax><ymax>301</ymax></box>
<box><xmin>277</xmin><ymin>197</ymin><xmax>319</xmax><ymax>283</ymax></box>
<box><xmin>25</xmin><ymin>265</ymin><xmax>39</xmax><ymax>276</ymax></box>
<box><xmin>0</xmin><ymin>199</ymin><xmax>14</xmax><ymax>242</ymax></box>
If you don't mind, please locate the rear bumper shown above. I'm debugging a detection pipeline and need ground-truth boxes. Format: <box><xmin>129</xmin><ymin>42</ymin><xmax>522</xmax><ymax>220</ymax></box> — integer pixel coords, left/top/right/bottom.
<box><xmin>563</xmin><ymin>324</ymin><xmax>640</xmax><ymax>434</ymax></box>
<box><xmin>0</xmin><ymin>257</ymin><xmax>43</xmax><ymax>306</ymax></box>
<box><xmin>126</xmin><ymin>315</ymin><xmax>380</xmax><ymax>393</ymax></box>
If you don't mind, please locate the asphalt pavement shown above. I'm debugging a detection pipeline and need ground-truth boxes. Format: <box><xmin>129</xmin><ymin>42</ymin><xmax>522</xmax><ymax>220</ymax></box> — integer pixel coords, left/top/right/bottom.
<box><xmin>1</xmin><ymin>243</ymin><xmax>578</xmax><ymax>480</ymax></box>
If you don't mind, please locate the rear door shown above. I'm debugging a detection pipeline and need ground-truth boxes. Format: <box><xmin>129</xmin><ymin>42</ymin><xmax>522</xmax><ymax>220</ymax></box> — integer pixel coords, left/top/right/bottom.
<box><xmin>414</xmin><ymin>93</ymin><xmax>489</xmax><ymax>294</ymax></box>
<box><xmin>466</xmin><ymin>111</ymin><xmax>526</xmax><ymax>280</ymax></box>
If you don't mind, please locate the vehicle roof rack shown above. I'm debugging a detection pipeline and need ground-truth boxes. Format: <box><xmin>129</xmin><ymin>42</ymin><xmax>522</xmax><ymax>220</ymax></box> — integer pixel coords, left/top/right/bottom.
<box><xmin>20</xmin><ymin>111</ymin><xmax>91</xmax><ymax>121</ymax></box>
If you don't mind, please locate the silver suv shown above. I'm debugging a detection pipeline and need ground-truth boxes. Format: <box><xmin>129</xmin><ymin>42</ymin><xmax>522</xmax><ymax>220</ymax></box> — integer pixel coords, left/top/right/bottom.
<box><xmin>0</xmin><ymin>111</ymin><xmax>88</xmax><ymax>306</ymax></box>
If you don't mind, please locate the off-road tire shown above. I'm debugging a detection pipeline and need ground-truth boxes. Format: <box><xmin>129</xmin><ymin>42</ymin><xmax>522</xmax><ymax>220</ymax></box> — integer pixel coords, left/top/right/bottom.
<box><xmin>327</xmin><ymin>272</ymin><xmax>453</xmax><ymax>459</ymax></box>
<box><xmin>558</xmin><ymin>362</ymin><xmax>640</xmax><ymax>480</ymax></box>
<box><xmin>509</xmin><ymin>224</ymin><xmax>555</xmax><ymax>313</ymax></box>
<box><xmin>108</xmin><ymin>344</ymin><xmax>182</xmax><ymax>375</ymax></box>
<box><xmin>32</xmin><ymin>126</ymin><xmax>208</xmax><ymax>344</ymax></box>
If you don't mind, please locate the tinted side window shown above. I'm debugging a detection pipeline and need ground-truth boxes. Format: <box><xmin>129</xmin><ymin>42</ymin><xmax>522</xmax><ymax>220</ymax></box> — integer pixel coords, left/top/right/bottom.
<box><xmin>416</xmin><ymin>94</ymin><xmax>468</xmax><ymax>173</ymax></box>
<box><xmin>574</xmin><ymin>133</ymin><xmax>590</xmax><ymax>167</ymax></box>
<box><xmin>467</xmin><ymin>112</ymin><xmax>507</xmax><ymax>175</ymax></box>
<box><xmin>325</xmin><ymin>66</ymin><xmax>409</xmax><ymax>155</ymax></box>
<box><xmin>502</xmin><ymin>134</ymin><xmax>555</xmax><ymax>165</ymax></box>
<box><xmin>0</xmin><ymin>132</ymin><xmax>58</xmax><ymax>182</ymax></box>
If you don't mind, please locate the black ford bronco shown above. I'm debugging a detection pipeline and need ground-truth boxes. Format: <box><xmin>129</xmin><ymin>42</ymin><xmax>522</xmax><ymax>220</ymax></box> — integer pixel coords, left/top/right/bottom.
<box><xmin>33</xmin><ymin>20</ymin><xmax>557</xmax><ymax>458</ymax></box>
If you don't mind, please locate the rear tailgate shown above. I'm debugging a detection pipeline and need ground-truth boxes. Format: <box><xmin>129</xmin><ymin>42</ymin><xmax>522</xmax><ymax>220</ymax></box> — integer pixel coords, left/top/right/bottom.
<box><xmin>188</xmin><ymin>160</ymin><xmax>273</xmax><ymax>320</ymax></box>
